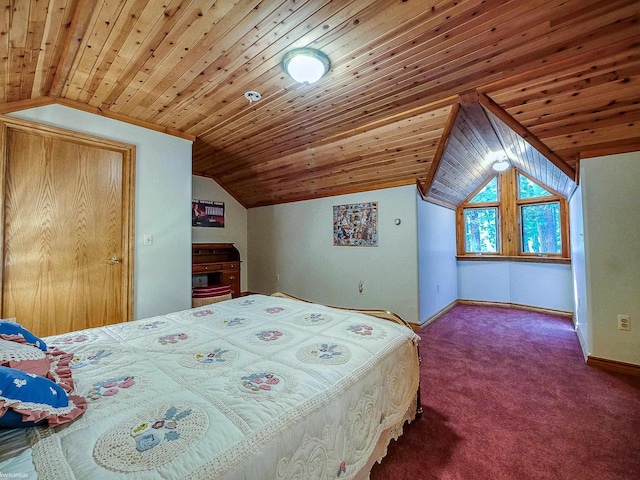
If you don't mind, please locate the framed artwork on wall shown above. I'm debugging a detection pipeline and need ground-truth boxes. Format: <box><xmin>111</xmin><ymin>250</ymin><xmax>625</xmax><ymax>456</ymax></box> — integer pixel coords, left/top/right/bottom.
<box><xmin>192</xmin><ymin>199</ymin><xmax>225</xmax><ymax>227</ymax></box>
<box><xmin>333</xmin><ymin>202</ymin><xmax>378</xmax><ymax>246</ymax></box>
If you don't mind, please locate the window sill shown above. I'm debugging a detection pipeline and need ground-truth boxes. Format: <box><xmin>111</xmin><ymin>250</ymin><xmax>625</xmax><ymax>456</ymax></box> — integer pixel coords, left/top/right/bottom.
<box><xmin>456</xmin><ymin>255</ymin><xmax>571</xmax><ymax>265</ymax></box>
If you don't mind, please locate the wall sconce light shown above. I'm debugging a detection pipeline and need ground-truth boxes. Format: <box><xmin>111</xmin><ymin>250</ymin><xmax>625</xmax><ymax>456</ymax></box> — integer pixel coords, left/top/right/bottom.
<box><xmin>282</xmin><ymin>48</ymin><xmax>330</xmax><ymax>84</ymax></box>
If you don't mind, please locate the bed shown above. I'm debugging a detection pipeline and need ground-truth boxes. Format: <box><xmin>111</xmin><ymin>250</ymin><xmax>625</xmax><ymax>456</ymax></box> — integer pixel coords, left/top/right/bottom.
<box><xmin>0</xmin><ymin>292</ymin><xmax>421</xmax><ymax>479</ymax></box>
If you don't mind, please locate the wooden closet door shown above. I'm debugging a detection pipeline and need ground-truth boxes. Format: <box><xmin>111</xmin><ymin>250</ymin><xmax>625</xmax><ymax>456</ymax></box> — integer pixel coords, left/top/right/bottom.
<box><xmin>1</xmin><ymin>122</ymin><xmax>133</xmax><ymax>337</ymax></box>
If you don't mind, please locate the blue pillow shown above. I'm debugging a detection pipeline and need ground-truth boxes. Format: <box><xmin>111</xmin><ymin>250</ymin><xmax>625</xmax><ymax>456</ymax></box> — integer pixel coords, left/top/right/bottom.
<box><xmin>0</xmin><ymin>366</ymin><xmax>69</xmax><ymax>427</ymax></box>
<box><xmin>0</xmin><ymin>321</ymin><xmax>47</xmax><ymax>351</ymax></box>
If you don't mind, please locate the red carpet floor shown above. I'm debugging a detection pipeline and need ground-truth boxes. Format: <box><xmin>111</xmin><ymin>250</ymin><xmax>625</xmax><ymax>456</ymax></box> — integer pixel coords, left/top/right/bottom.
<box><xmin>370</xmin><ymin>304</ymin><xmax>640</xmax><ymax>480</ymax></box>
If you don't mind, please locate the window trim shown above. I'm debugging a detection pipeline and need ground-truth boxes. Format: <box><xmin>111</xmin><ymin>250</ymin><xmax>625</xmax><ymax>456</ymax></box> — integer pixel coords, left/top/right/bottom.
<box><xmin>463</xmin><ymin>206</ymin><xmax>500</xmax><ymax>254</ymax></box>
<box><xmin>519</xmin><ymin>200</ymin><xmax>562</xmax><ymax>255</ymax></box>
<box><xmin>456</xmin><ymin>168</ymin><xmax>570</xmax><ymax>260</ymax></box>
<box><xmin>456</xmin><ymin>254</ymin><xmax>571</xmax><ymax>265</ymax></box>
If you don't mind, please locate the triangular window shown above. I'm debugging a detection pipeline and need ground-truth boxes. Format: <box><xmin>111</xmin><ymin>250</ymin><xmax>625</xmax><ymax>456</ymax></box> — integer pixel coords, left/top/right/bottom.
<box><xmin>518</xmin><ymin>173</ymin><xmax>552</xmax><ymax>199</ymax></box>
<box><xmin>468</xmin><ymin>177</ymin><xmax>498</xmax><ymax>203</ymax></box>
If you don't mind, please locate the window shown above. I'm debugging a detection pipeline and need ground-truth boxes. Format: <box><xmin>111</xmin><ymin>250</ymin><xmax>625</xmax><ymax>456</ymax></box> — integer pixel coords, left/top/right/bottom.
<box><xmin>520</xmin><ymin>203</ymin><xmax>562</xmax><ymax>253</ymax></box>
<box><xmin>469</xmin><ymin>177</ymin><xmax>498</xmax><ymax>203</ymax></box>
<box><xmin>518</xmin><ymin>174</ymin><xmax>552</xmax><ymax>199</ymax></box>
<box><xmin>463</xmin><ymin>177</ymin><xmax>499</xmax><ymax>253</ymax></box>
<box><xmin>457</xmin><ymin>169</ymin><xmax>569</xmax><ymax>260</ymax></box>
<box><xmin>517</xmin><ymin>172</ymin><xmax>564</xmax><ymax>255</ymax></box>
<box><xmin>464</xmin><ymin>208</ymin><xmax>498</xmax><ymax>253</ymax></box>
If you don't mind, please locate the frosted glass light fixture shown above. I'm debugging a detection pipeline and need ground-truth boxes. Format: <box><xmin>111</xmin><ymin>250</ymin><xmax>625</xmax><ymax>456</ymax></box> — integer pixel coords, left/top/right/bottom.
<box><xmin>282</xmin><ymin>48</ymin><xmax>330</xmax><ymax>84</ymax></box>
<box><xmin>487</xmin><ymin>151</ymin><xmax>511</xmax><ymax>172</ymax></box>
<box><xmin>492</xmin><ymin>159</ymin><xmax>511</xmax><ymax>172</ymax></box>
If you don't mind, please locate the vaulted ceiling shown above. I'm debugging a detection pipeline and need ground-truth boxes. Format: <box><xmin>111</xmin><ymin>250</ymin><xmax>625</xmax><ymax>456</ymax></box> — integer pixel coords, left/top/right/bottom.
<box><xmin>424</xmin><ymin>94</ymin><xmax>577</xmax><ymax>208</ymax></box>
<box><xmin>1</xmin><ymin>0</ymin><xmax>639</xmax><ymax>208</ymax></box>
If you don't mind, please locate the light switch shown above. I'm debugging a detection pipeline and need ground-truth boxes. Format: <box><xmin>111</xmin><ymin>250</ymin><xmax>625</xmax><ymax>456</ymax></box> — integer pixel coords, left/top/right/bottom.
<box><xmin>143</xmin><ymin>234</ymin><xmax>153</xmax><ymax>246</ymax></box>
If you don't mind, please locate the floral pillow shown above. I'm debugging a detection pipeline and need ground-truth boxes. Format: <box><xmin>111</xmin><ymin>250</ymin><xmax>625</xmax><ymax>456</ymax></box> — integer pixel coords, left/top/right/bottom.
<box><xmin>0</xmin><ymin>366</ymin><xmax>87</xmax><ymax>428</ymax></box>
<box><xmin>0</xmin><ymin>320</ymin><xmax>47</xmax><ymax>351</ymax></box>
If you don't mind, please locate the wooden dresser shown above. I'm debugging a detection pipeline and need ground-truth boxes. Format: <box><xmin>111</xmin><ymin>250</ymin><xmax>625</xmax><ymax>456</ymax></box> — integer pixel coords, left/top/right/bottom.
<box><xmin>192</xmin><ymin>243</ymin><xmax>241</xmax><ymax>298</ymax></box>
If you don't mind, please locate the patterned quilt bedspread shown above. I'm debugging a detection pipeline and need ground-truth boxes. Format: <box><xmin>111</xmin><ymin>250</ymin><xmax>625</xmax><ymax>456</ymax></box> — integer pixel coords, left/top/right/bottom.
<box><xmin>10</xmin><ymin>294</ymin><xmax>420</xmax><ymax>479</ymax></box>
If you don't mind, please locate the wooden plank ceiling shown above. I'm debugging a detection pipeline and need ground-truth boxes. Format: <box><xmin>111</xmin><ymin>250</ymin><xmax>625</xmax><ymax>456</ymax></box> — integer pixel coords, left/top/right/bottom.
<box><xmin>424</xmin><ymin>95</ymin><xmax>577</xmax><ymax>207</ymax></box>
<box><xmin>1</xmin><ymin>0</ymin><xmax>639</xmax><ymax>208</ymax></box>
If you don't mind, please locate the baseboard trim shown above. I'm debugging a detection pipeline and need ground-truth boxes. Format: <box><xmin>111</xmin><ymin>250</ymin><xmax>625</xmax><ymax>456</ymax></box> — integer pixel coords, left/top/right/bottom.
<box><xmin>418</xmin><ymin>299</ymin><xmax>573</xmax><ymax>330</ymax></box>
<box><xmin>417</xmin><ymin>300</ymin><xmax>457</xmax><ymax>330</ymax></box>
<box><xmin>457</xmin><ymin>299</ymin><xmax>573</xmax><ymax>318</ymax></box>
<box><xmin>587</xmin><ymin>356</ymin><xmax>640</xmax><ymax>377</ymax></box>
<box><xmin>575</xmin><ymin>325</ymin><xmax>589</xmax><ymax>361</ymax></box>
<box><xmin>418</xmin><ymin>299</ymin><xmax>573</xmax><ymax>331</ymax></box>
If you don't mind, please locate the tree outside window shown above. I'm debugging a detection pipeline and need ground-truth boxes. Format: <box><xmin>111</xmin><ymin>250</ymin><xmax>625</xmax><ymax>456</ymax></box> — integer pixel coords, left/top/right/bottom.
<box><xmin>457</xmin><ymin>169</ymin><xmax>569</xmax><ymax>259</ymax></box>
<box><xmin>469</xmin><ymin>177</ymin><xmax>498</xmax><ymax>203</ymax></box>
<box><xmin>464</xmin><ymin>208</ymin><xmax>498</xmax><ymax>253</ymax></box>
<box><xmin>521</xmin><ymin>202</ymin><xmax>561</xmax><ymax>254</ymax></box>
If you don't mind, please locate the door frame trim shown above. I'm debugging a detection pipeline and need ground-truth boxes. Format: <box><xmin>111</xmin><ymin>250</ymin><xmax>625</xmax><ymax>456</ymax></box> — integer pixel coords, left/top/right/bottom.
<box><xmin>0</xmin><ymin>115</ymin><xmax>136</xmax><ymax>324</ymax></box>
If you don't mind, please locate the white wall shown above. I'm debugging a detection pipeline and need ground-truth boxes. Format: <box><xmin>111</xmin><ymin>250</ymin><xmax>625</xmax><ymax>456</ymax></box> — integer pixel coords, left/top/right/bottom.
<box><xmin>248</xmin><ymin>186</ymin><xmax>420</xmax><ymax>324</ymax></box>
<box><xmin>10</xmin><ymin>105</ymin><xmax>193</xmax><ymax>320</ymax></box>
<box><xmin>458</xmin><ymin>261</ymin><xmax>511</xmax><ymax>303</ymax></box>
<box><xmin>569</xmin><ymin>186</ymin><xmax>589</xmax><ymax>357</ymax></box>
<box><xmin>457</xmin><ymin>260</ymin><xmax>574</xmax><ymax>312</ymax></box>
<box><xmin>580</xmin><ymin>152</ymin><xmax>640</xmax><ymax>365</ymax></box>
<box><xmin>417</xmin><ymin>198</ymin><xmax>458</xmax><ymax>324</ymax></box>
<box><xmin>192</xmin><ymin>175</ymin><xmax>248</xmax><ymax>292</ymax></box>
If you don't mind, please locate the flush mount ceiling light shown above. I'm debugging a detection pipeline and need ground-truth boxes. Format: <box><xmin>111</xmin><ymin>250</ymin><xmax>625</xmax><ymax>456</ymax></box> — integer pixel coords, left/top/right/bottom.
<box><xmin>492</xmin><ymin>159</ymin><xmax>511</xmax><ymax>172</ymax></box>
<box><xmin>487</xmin><ymin>151</ymin><xmax>511</xmax><ymax>172</ymax></box>
<box><xmin>282</xmin><ymin>48</ymin><xmax>330</xmax><ymax>84</ymax></box>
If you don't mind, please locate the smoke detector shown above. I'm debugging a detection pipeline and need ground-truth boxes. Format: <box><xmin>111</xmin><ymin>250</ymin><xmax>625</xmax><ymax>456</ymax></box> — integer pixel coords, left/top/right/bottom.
<box><xmin>244</xmin><ymin>91</ymin><xmax>262</xmax><ymax>103</ymax></box>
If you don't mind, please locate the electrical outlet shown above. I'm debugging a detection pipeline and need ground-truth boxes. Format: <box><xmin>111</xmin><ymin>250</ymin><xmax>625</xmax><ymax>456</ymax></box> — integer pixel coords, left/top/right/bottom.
<box><xmin>358</xmin><ymin>281</ymin><xmax>364</xmax><ymax>295</ymax></box>
<box><xmin>617</xmin><ymin>315</ymin><xmax>631</xmax><ymax>331</ymax></box>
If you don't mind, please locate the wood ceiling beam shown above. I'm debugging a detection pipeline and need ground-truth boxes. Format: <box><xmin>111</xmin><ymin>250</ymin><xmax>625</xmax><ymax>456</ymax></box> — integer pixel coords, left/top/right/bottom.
<box><xmin>0</xmin><ymin>96</ymin><xmax>195</xmax><ymax>141</ymax></box>
<box><xmin>478</xmin><ymin>93</ymin><xmax>576</xmax><ymax>181</ymax></box>
<box><xmin>55</xmin><ymin>98</ymin><xmax>196</xmax><ymax>141</ymax></box>
<box><xmin>458</xmin><ymin>90</ymin><xmax>479</xmax><ymax>106</ymax></box>
<box><xmin>578</xmin><ymin>140</ymin><xmax>640</xmax><ymax>160</ymax></box>
<box><xmin>422</xmin><ymin>101</ymin><xmax>460</xmax><ymax>198</ymax></box>
<box><xmin>0</xmin><ymin>97</ymin><xmax>56</xmax><ymax>114</ymax></box>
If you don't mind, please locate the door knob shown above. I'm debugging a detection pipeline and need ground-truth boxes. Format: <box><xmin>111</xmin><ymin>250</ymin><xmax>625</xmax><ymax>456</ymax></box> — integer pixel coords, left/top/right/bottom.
<box><xmin>110</xmin><ymin>257</ymin><xmax>121</xmax><ymax>264</ymax></box>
